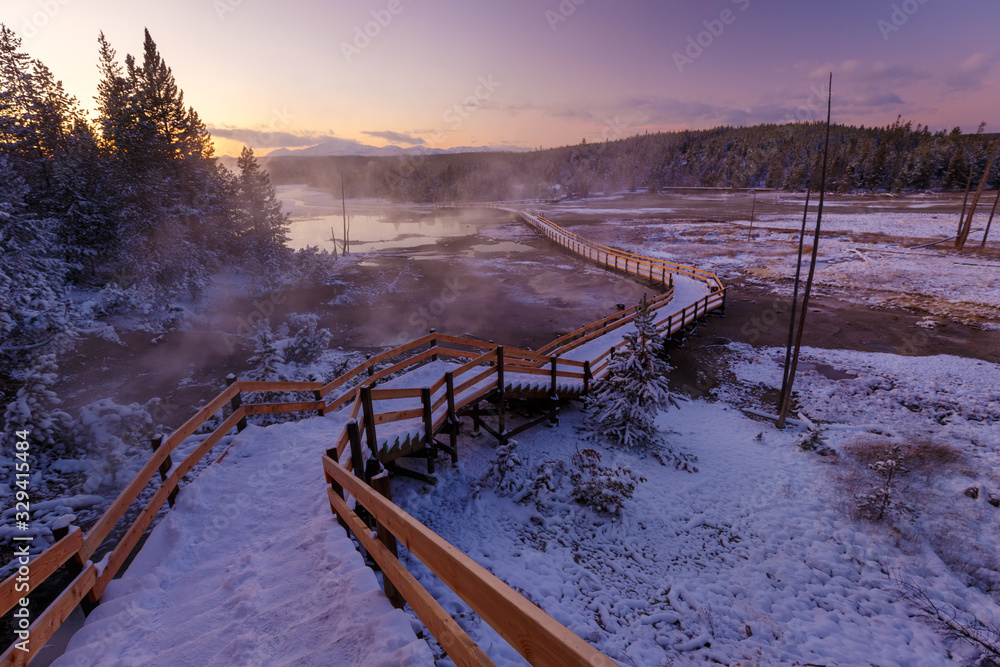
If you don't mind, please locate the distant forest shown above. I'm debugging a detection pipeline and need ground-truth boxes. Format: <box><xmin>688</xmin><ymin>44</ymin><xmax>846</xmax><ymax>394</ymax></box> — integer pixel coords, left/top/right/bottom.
<box><xmin>263</xmin><ymin>121</ymin><xmax>1000</xmax><ymax>203</ymax></box>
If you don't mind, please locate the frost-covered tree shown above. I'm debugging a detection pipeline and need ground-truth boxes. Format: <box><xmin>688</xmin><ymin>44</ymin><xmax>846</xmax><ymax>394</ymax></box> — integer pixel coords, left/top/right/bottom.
<box><xmin>1</xmin><ymin>354</ymin><xmax>73</xmax><ymax>454</ymax></box>
<box><xmin>230</xmin><ymin>146</ymin><xmax>291</xmax><ymax>275</ymax></box>
<box><xmin>283</xmin><ymin>313</ymin><xmax>332</xmax><ymax>365</ymax></box>
<box><xmin>586</xmin><ymin>295</ymin><xmax>670</xmax><ymax>449</ymax></box>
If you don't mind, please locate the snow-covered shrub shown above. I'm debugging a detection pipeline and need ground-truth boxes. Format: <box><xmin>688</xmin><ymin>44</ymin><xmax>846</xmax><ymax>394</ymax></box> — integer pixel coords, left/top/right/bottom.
<box><xmin>283</xmin><ymin>313</ymin><xmax>332</xmax><ymax>365</ymax></box>
<box><xmin>586</xmin><ymin>295</ymin><xmax>670</xmax><ymax>450</ymax></box>
<box><xmin>71</xmin><ymin>398</ymin><xmax>159</xmax><ymax>492</ymax></box>
<box><xmin>281</xmin><ymin>246</ymin><xmax>340</xmax><ymax>288</ymax></box>
<box><xmin>850</xmin><ymin>442</ymin><xmax>909</xmax><ymax>522</ymax></box>
<box><xmin>246</xmin><ymin>320</ymin><xmax>285</xmax><ymax>382</ymax></box>
<box><xmin>478</xmin><ymin>439</ymin><xmax>525</xmax><ymax>496</ymax></box>
<box><xmin>521</xmin><ymin>449</ymin><xmax>644</xmax><ymax>516</ymax></box>
<box><xmin>1</xmin><ymin>354</ymin><xmax>73</xmax><ymax>455</ymax></box>
<box><xmin>569</xmin><ymin>449</ymin><xmax>645</xmax><ymax>516</ymax></box>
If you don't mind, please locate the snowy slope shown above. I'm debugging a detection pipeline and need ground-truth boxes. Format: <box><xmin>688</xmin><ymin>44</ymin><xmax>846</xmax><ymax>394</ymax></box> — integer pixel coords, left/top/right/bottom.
<box><xmin>53</xmin><ymin>418</ymin><xmax>433</xmax><ymax>667</ymax></box>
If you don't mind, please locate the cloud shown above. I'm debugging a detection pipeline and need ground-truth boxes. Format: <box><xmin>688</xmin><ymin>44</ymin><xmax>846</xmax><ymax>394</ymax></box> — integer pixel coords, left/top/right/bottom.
<box><xmin>945</xmin><ymin>52</ymin><xmax>993</xmax><ymax>91</ymax></box>
<box><xmin>207</xmin><ymin>126</ymin><xmax>337</xmax><ymax>148</ymax></box>
<box><xmin>361</xmin><ymin>130</ymin><xmax>426</xmax><ymax>145</ymax></box>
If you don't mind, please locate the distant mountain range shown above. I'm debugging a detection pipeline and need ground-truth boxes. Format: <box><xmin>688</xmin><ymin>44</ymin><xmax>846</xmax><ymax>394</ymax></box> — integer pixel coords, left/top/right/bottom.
<box><xmin>262</xmin><ymin>138</ymin><xmax>530</xmax><ymax>158</ymax></box>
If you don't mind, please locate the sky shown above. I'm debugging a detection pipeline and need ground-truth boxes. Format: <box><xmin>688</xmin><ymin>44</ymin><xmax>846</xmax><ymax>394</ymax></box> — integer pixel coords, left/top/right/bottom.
<box><xmin>3</xmin><ymin>0</ymin><xmax>998</xmax><ymax>157</ymax></box>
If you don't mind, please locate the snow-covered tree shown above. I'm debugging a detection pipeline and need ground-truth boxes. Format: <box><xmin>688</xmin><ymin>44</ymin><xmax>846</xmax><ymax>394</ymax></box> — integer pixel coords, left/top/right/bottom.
<box><xmin>586</xmin><ymin>294</ymin><xmax>670</xmax><ymax>449</ymax></box>
<box><xmin>1</xmin><ymin>354</ymin><xmax>73</xmax><ymax>454</ymax></box>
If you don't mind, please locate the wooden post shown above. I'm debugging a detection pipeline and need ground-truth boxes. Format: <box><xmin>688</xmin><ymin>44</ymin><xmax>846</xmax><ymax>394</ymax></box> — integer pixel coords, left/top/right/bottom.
<box><xmin>472</xmin><ymin>399</ymin><xmax>481</xmax><ymax>436</ymax></box>
<box><xmin>366</xmin><ymin>353</ymin><xmax>374</xmax><ymax>378</ymax></box>
<box><xmin>421</xmin><ymin>387</ymin><xmax>436</xmax><ymax>474</ymax></box>
<box><xmin>445</xmin><ymin>371</ymin><xmax>459</xmax><ymax>463</ymax></box>
<box><xmin>225</xmin><ymin>374</ymin><xmax>247</xmax><ymax>432</ymax></box>
<box><xmin>314</xmin><ymin>388</ymin><xmax>324</xmax><ymax>417</ymax></box>
<box><xmin>370</xmin><ymin>471</ymin><xmax>403</xmax><ymax>608</ymax></box>
<box><xmin>549</xmin><ymin>356</ymin><xmax>558</xmax><ymax>397</ymax></box>
<box><xmin>324</xmin><ymin>448</ymin><xmax>349</xmax><ymax>534</ymax></box>
<box><xmin>347</xmin><ymin>419</ymin><xmax>365</xmax><ymax>480</ymax></box>
<box><xmin>150</xmin><ymin>435</ymin><xmax>178</xmax><ymax>507</ymax></box>
<box><xmin>361</xmin><ymin>386</ymin><xmax>379</xmax><ymax>458</ymax></box>
<box><xmin>661</xmin><ymin>267</ymin><xmax>666</xmax><ymax>286</ymax></box>
<box><xmin>583</xmin><ymin>360</ymin><xmax>592</xmax><ymax>396</ymax></box>
<box><xmin>429</xmin><ymin>328</ymin><xmax>438</xmax><ymax>362</ymax></box>
<box><xmin>52</xmin><ymin>524</ymin><xmax>97</xmax><ymax>616</ymax></box>
<box><xmin>496</xmin><ymin>346</ymin><xmax>506</xmax><ymax>445</ymax></box>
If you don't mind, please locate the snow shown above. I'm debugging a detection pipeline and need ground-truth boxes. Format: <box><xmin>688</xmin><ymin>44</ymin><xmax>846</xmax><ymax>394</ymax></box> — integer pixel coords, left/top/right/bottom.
<box><xmin>53</xmin><ymin>418</ymin><xmax>432</xmax><ymax>667</ymax></box>
<box><xmin>394</xmin><ymin>348</ymin><xmax>1000</xmax><ymax>665</ymax></box>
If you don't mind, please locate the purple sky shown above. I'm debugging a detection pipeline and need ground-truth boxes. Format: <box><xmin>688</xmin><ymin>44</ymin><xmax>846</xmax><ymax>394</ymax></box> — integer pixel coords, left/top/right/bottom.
<box><xmin>4</xmin><ymin>0</ymin><xmax>998</xmax><ymax>155</ymax></box>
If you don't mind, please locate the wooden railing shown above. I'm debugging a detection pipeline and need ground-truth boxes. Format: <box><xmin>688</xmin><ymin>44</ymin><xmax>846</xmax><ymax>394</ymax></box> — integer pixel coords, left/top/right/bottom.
<box><xmin>1</xmin><ymin>206</ymin><xmax>725</xmax><ymax>667</ymax></box>
<box><xmin>323</xmin><ymin>456</ymin><xmax>615</xmax><ymax>667</ymax></box>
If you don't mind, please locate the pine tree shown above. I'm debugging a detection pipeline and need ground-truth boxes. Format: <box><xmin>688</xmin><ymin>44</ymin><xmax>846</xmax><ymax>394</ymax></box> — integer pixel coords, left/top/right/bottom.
<box><xmin>232</xmin><ymin>146</ymin><xmax>290</xmax><ymax>275</ymax></box>
<box><xmin>586</xmin><ymin>295</ymin><xmax>670</xmax><ymax>449</ymax></box>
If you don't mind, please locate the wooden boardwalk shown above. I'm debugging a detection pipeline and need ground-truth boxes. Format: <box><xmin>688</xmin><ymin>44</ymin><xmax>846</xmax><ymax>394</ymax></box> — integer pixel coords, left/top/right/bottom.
<box><xmin>1</xmin><ymin>206</ymin><xmax>726</xmax><ymax>667</ymax></box>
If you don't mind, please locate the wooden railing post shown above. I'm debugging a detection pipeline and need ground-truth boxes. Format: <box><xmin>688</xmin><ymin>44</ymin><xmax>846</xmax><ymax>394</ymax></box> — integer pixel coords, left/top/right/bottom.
<box><xmin>324</xmin><ymin>447</ymin><xmax>350</xmax><ymax>534</ymax></box>
<box><xmin>51</xmin><ymin>524</ymin><xmax>97</xmax><ymax>616</ymax></box>
<box><xmin>369</xmin><ymin>471</ymin><xmax>403</xmax><ymax>608</ymax></box>
<box><xmin>445</xmin><ymin>371</ymin><xmax>459</xmax><ymax>463</ymax></box>
<box><xmin>421</xmin><ymin>387</ymin><xmax>436</xmax><ymax>474</ymax></box>
<box><xmin>549</xmin><ymin>356</ymin><xmax>558</xmax><ymax>397</ymax></box>
<box><xmin>583</xmin><ymin>360</ymin><xmax>592</xmax><ymax>395</ymax></box>
<box><xmin>496</xmin><ymin>346</ymin><xmax>506</xmax><ymax>445</ymax></box>
<box><xmin>366</xmin><ymin>353</ymin><xmax>374</xmax><ymax>378</ymax></box>
<box><xmin>361</xmin><ymin>386</ymin><xmax>379</xmax><ymax>459</ymax></box>
<box><xmin>347</xmin><ymin>419</ymin><xmax>365</xmax><ymax>481</ymax></box>
<box><xmin>150</xmin><ymin>435</ymin><xmax>178</xmax><ymax>507</ymax></box>
<box><xmin>225</xmin><ymin>374</ymin><xmax>248</xmax><ymax>432</ymax></box>
<box><xmin>429</xmin><ymin>328</ymin><xmax>438</xmax><ymax>362</ymax></box>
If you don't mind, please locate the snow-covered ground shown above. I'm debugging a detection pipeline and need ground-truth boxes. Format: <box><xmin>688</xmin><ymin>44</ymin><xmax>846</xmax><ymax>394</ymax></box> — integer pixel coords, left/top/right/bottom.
<box><xmin>52</xmin><ymin>419</ymin><xmax>433</xmax><ymax>666</ymax></box>
<box><xmin>543</xmin><ymin>199</ymin><xmax>1000</xmax><ymax>330</ymax></box>
<box><xmin>395</xmin><ymin>345</ymin><xmax>1000</xmax><ymax>665</ymax></box>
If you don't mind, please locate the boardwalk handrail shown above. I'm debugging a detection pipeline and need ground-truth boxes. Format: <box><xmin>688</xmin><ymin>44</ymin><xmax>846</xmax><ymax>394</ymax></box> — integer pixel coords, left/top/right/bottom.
<box><xmin>1</xmin><ymin>206</ymin><xmax>724</xmax><ymax>666</ymax></box>
<box><xmin>323</xmin><ymin>456</ymin><xmax>616</xmax><ymax>667</ymax></box>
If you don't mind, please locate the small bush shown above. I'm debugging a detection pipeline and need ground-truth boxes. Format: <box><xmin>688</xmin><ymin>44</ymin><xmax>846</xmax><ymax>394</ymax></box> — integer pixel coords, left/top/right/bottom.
<box><xmin>569</xmin><ymin>449</ymin><xmax>645</xmax><ymax>516</ymax></box>
<box><xmin>479</xmin><ymin>440</ymin><xmax>525</xmax><ymax>496</ymax></box>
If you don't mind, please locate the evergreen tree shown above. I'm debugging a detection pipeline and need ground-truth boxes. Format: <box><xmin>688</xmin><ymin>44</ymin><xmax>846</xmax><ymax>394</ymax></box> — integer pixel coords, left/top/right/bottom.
<box><xmin>232</xmin><ymin>146</ymin><xmax>290</xmax><ymax>275</ymax></box>
<box><xmin>586</xmin><ymin>295</ymin><xmax>670</xmax><ymax>449</ymax></box>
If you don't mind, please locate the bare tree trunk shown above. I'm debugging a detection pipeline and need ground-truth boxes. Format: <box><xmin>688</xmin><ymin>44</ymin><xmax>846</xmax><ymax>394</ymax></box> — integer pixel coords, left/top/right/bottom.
<box><xmin>778</xmin><ymin>74</ymin><xmax>833</xmax><ymax>429</ymax></box>
<box><xmin>957</xmin><ymin>141</ymin><xmax>1000</xmax><ymax>250</ymax></box>
<box><xmin>981</xmin><ymin>189</ymin><xmax>1000</xmax><ymax>248</ymax></box>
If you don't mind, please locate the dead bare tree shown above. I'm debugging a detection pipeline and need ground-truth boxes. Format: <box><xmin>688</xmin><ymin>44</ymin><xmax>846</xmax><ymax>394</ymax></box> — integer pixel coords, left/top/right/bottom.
<box><xmin>957</xmin><ymin>140</ymin><xmax>1000</xmax><ymax>250</ymax></box>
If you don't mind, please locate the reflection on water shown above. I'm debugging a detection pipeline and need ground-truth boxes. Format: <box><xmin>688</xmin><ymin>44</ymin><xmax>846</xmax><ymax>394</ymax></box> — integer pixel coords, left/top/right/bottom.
<box><xmin>278</xmin><ymin>184</ymin><xmax>480</xmax><ymax>252</ymax></box>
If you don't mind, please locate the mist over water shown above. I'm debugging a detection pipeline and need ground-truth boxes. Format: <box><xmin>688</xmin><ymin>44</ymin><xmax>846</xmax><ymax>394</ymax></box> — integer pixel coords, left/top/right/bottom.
<box><xmin>279</xmin><ymin>185</ymin><xmax>480</xmax><ymax>253</ymax></box>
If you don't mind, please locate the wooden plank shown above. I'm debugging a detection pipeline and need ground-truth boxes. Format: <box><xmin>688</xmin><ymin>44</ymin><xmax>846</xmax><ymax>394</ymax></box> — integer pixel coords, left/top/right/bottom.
<box><xmin>370</xmin><ymin>387</ymin><xmax>424</xmax><ymax>400</ymax></box>
<box><xmin>0</xmin><ymin>528</ymin><xmax>82</xmax><ymax>617</ymax></box>
<box><xmin>324</xmin><ymin>458</ymin><xmax>615</xmax><ymax>667</ymax></box>
<box><xmin>431</xmin><ymin>332</ymin><xmax>496</xmax><ymax>350</ymax></box>
<box><xmin>162</xmin><ymin>382</ymin><xmax>240</xmax><ymax>452</ymax></box>
<box><xmin>373</xmin><ymin>408</ymin><xmax>424</xmax><ymax>424</ymax></box>
<box><xmin>0</xmin><ymin>562</ymin><xmax>97</xmax><ymax>667</ymax></box>
<box><xmin>449</xmin><ymin>349</ymin><xmax>497</xmax><ymax>378</ymax></box>
<box><xmin>427</xmin><ymin>375</ymin><xmax>447</xmax><ymax>394</ymax></box>
<box><xmin>243</xmin><ymin>401</ymin><xmax>325</xmax><ymax>415</ymax></box>
<box><xmin>454</xmin><ymin>367</ymin><xmax>496</xmax><ymax>396</ymax></box>
<box><xmin>326</xmin><ymin>488</ymin><xmax>493</xmax><ymax>667</ymax></box>
<box><xmin>320</xmin><ymin>333</ymin><xmax>435</xmax><ymax>396</ymax></box>
<box><xmin>237</xmin><ymin>380</ymin><xmax>323</xmax><ymax>393</ymax></box>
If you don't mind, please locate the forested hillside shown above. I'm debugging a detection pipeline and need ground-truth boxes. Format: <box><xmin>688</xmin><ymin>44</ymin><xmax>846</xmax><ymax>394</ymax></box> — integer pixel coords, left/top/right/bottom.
<box><xmin>263</xmin><ymin>121</ymin><xmax>1000</xmax><ymax>203</ymax></box>
<box><xmin>0</xmin><ymin>25</ymin><xmax>295</xmax><ymax>441</ymax></box>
